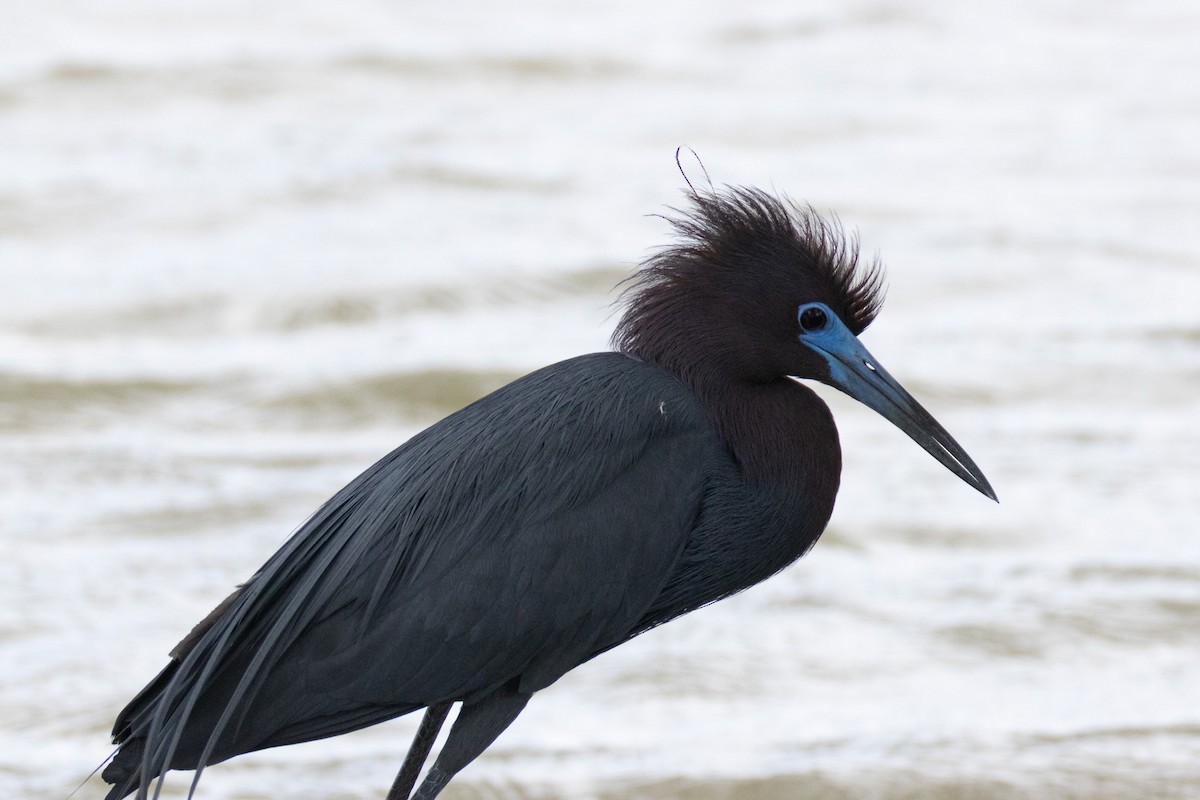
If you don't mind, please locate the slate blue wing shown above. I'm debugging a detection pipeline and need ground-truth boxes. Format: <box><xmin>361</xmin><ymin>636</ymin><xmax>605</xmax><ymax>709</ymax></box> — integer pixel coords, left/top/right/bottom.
<box><xmin>107</xmin><ymin>352</ymin><xmax>726</xmax><ymax>789</ymax></box>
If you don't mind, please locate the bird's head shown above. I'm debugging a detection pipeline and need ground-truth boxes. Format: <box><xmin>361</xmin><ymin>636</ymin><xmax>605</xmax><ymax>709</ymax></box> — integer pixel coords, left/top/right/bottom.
<box><xmin>615</xmin><ymin>186</ymin><xmax>995</xmax><ymax>501</ymax></box>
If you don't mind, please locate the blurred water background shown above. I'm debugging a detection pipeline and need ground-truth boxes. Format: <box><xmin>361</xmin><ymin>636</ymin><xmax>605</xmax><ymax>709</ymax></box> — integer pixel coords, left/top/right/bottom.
<box><xmin>2</xmin><ymin>1</ymin><xmax>1199</xmax><ymax>798</ymax></box>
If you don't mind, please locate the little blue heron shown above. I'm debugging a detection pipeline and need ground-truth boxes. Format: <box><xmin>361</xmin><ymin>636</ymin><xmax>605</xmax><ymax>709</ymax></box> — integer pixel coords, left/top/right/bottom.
<box><xmin>102</xmin><ymin>184</ymin><xmax>995</xmax><ymax>800</ymax></box>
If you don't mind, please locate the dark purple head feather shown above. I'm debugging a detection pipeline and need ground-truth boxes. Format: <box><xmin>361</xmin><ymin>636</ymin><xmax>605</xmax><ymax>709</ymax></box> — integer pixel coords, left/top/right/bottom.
<box><xmin>614</xmin><ymin>186</ymin><xmax>886</xmax><ymax>385</ymax></box>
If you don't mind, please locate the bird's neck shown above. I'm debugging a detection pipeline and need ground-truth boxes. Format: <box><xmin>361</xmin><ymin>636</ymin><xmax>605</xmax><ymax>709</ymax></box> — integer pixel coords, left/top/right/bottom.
<box><xmin>697</xmin><ymin>375</ymin><xmax>842</xmax><ymax>524</ymax></box>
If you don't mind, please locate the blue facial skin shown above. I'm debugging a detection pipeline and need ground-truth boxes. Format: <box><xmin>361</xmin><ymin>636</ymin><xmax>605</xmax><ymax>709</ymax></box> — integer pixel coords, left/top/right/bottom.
<box><xmin>795</xmin><ymin>302</ymin><xmax>996</xmax><ymax>501</ymax></box>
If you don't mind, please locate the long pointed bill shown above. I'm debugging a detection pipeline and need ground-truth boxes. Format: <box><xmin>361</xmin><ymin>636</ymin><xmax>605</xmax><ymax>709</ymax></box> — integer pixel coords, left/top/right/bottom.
<box><xmin>799</xmin><ymin>316</ymin><xmax>997</xmax><ymax>501</ymax></box>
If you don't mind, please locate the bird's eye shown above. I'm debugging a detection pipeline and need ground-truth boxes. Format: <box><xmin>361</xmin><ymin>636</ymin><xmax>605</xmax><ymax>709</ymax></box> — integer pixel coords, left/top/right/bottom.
<box><xmin>799</xmin><ymin>306</ymin><xmax>828</xmax><ymax>333</ymax></box>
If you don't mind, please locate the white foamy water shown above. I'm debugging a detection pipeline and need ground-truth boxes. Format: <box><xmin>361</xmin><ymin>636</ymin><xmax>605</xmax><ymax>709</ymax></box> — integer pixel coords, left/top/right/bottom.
<box><xmin>3</xmin><ymin>1</ymin><xmax>1198</xmax><ymax>799</ymax></box>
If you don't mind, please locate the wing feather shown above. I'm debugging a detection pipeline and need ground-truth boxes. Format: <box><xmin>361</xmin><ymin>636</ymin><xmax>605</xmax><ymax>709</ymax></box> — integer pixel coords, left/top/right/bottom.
<box><xmin>111</xmin><ymin>353</ymin><xmax>725</xmax><ymax>797</ymax></box>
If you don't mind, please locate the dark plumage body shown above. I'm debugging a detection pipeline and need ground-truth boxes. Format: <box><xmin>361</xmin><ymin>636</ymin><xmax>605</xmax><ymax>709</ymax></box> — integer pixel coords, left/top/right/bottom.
<box><xmin>103</xmin><ymin>186</ymin><xmax>993</xmax><ymax>800</ymax></box>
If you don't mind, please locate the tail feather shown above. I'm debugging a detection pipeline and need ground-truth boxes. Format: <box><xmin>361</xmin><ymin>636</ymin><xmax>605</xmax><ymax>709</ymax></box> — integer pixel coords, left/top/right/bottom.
<box><xmin>103</xmin><ymin>661</ymin><xmax>178</xmax><ymax>800</ymax></box>
<box><xmin>101</xmin><ymin>737</ymin><xmax>147</xmax><ymax>800</ymax></box>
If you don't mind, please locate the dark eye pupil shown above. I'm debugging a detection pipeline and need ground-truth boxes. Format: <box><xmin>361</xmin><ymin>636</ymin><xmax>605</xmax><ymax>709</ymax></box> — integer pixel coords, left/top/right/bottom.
<box><xmin>800</xmin><ymin>307</ymin><xmax>827</xmax><ymax>332</ymax></box>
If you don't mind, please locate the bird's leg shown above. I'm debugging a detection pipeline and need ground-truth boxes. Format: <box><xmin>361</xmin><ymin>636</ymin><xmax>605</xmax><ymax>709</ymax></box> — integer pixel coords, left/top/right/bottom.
<box><xmin>410</xmin><ymin>685</ymin><xmax>531</xmax><ymax>800</ymax></box>
<box><xmin>386</xmin><ymin>702</ymin><xmax>453</xmax><ymax>800</ymax></box>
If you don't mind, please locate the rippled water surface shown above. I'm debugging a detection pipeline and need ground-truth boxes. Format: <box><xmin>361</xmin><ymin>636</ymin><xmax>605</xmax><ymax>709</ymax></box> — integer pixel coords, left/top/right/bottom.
<box><xmin>3</xmin><ymin>1</ymin><xmax>1198</xmax><ymax>798</ymax></box>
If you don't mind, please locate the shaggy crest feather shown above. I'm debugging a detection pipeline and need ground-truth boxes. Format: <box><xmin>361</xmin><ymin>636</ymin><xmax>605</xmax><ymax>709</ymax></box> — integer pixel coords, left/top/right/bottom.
<box><xmin>614</xmin><ymin>186</ymin><xmax>886</xmax><ymax>360</ymax></box>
